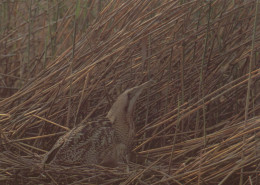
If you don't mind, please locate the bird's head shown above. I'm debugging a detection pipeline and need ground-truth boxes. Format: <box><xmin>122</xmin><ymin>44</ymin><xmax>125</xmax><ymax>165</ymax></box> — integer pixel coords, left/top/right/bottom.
<box><xmin>107</xmin><ymin>80</ymin><xmax>153</xmax><ymax>124</ymax></box>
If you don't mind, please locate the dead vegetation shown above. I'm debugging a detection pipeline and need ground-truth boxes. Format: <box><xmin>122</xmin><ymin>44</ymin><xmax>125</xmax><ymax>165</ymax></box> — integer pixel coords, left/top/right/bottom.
<box><xmin>0</xmin><ymin>0</ymin><xmax>260</xmax><ymax>184</ymax></box>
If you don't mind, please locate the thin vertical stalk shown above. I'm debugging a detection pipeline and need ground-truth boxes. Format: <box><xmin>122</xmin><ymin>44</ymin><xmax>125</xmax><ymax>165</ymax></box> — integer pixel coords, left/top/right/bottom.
<box><xmin>67</xmin><ymin>4</ymin><xmax>75</xmax><ymax>127</ymax></box>
<box><xmin>145</xmin><ymin>35</ymin><xmax>151</xmax><ymax>118</ymax></box>
<box><xmin>244</xmin><ymin>0</ymin><xmax>259</xmax><ymax>121</ymax></box>
<box><xmin>168</xmin><ymin>93</ymin><xmax>180</xmax><ymax>174</ymax></box>
<box><xmin>143</xmin><ymin>34</ymin><xmax>151</xmax><ymax>151</ymax></box>
<box><xmin>68</xmin><ymin>0</ymin><xmax>80</xmax><ymax>127</ymax></box>
<box><xmin>26</xmin><ymin>0</ymin><xmax>33</xmax><ymax>81</ymax></box>
<box><xmin>180</xmin><ymin>43</ymin><xmax>185</xmax><ymax>105</ymax></box>
<box><xmin>0</xmin><ymin>1</ymin><xmax>7</xmax><ymax>34</ymax></box>
<box><xmin>43</xmin><ymin>0</ymin><xmax>51</xmax><ymax>69</ymax></box>
<box><xmin>43</xmin><ymin>23</ymin><xmax>49</xmax><ymax>69</ymax></box>
<box><xmin>241</xmin><ymin>0</ymin><xmax>259</xmax><ymax>184</ymax></box>
<box><xmin>199</xmin><ymin>1</ymin><xmax>212</xmax><ymax>146</ymax></box>
<box><xmin>166</xmin><ymin>47</ymin><xmax>173</xmax><ymax>113</ymax></box>
<box><xmin>194</xmin><ymin>1</ymin><xmax>202</xmax><ymax>138</ymax></box>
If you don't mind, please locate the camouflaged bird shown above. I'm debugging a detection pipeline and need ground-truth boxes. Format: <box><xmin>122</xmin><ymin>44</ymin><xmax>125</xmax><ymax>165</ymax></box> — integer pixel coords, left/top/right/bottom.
<box><xmin>42</xmin><ymin>81</ymin><xmax>152</xmax><ymax>167</ymax></box>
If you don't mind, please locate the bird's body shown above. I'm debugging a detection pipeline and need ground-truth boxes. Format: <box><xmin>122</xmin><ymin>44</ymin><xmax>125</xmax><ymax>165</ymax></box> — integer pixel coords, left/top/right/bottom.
<box><xmin>42</xmin><ymin>81</ymin><xmax>152</xmax><ymax>166</ymax></box>
<box><xmin>43</xmin><ymin>117</ymin><xmax>121</xmax><ymax>166</ymax></box>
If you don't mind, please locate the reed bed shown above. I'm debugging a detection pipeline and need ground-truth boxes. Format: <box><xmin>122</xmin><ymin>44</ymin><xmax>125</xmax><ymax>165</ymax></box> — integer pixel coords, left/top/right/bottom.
<box><xmin>0</xmin><ymin>0</ymin><xmax>260</xmax><ymax>184</ymax></box>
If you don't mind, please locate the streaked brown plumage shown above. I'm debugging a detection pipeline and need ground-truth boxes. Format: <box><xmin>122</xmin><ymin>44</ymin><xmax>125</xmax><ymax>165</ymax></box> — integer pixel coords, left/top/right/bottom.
<box><xmin>42</xmin><ymin>81</ymin><xmax>152</xmax><ymax>166</ymax></box>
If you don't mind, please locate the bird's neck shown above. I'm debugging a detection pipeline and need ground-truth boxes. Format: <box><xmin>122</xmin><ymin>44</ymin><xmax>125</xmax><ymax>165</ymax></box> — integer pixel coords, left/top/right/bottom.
<box><xmin>113</xmin><ymin>116</ymin><xmax>135</xmax><ymax>147</ymax></box>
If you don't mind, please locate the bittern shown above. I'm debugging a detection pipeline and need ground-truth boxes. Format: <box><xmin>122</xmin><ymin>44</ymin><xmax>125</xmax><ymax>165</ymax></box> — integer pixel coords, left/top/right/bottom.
<box><xmin>42</xmin><ymin>81</ymin><xmax>152</xmax><ymax>167</ymax></box>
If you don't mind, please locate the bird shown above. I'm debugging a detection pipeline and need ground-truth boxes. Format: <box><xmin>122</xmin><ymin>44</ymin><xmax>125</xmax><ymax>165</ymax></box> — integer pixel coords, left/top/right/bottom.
<box><xmin>42</xmin><ymin>81</ymin><xmax>152</xmax><ymax>167</ymax></box>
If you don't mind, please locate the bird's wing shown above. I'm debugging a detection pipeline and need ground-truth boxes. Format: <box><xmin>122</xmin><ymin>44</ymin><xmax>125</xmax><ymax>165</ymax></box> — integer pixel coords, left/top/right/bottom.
<box><xmin>43</xmin><ymin>118</ymin><xmax>115</xmax><ymax>166</ymax></box>
<box><xmin>42</xmin><ymin>127</ymin><xmax>76</xmax><ymax>165</ymax></box>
